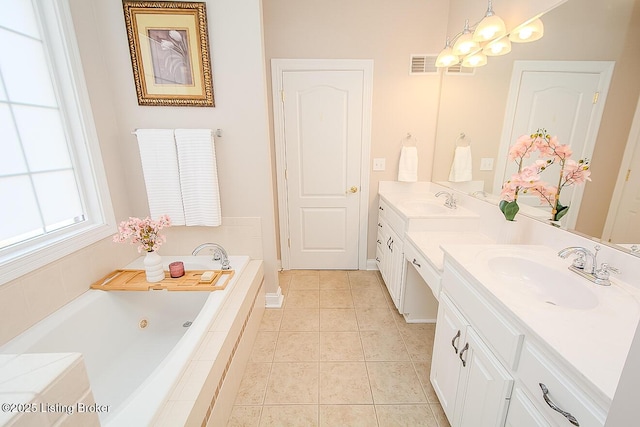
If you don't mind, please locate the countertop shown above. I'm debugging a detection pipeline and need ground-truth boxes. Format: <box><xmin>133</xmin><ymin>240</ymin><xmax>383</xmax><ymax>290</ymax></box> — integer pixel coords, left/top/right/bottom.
<box><xmin>440</xmin><ymin>244</ymin><xmax>640</xmax><ymax>401</ymax></box>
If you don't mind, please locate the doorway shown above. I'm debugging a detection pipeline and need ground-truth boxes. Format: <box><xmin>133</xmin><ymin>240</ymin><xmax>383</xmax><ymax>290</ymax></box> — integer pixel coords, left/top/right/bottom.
<box><xmin>272</xmin><ymin>59</ymin><xmax>373</xmax><ymax>270</ymax></box>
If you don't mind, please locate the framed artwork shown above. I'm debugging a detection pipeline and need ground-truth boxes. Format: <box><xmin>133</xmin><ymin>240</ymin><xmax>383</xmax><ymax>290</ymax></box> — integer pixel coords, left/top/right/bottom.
<box><xmin>122</xmin><ymin>1</ymin><xmax>214</xmax><ymax>106</ymax></box>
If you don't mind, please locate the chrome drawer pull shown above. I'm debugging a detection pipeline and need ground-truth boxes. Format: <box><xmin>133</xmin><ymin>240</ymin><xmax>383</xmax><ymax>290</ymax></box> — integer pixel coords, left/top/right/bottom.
<box><xmin>459</xmin><ymin>342</ymin><xmax>469</xmax><ymax>367</ymax></box>
<box><xmin>451</xmin><ymin>330</ymin><xmax>461</xmax><ymax>353</ymax></box>
<box><xmin>539</xmin><ymin>383</ymin><xmax>579</xmax><ymax>426</ymax></box>
<box><xmin>412</xmin><ymin>258</ymin><xmax>421</xmax><ymax>268</ymax></box>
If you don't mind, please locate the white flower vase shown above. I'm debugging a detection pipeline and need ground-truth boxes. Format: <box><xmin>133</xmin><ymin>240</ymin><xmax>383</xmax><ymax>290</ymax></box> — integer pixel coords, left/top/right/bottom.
<box><xmin>144</xmin><ymin>251</ymin><xmax>165</xmax><ymax>282</ymax></box>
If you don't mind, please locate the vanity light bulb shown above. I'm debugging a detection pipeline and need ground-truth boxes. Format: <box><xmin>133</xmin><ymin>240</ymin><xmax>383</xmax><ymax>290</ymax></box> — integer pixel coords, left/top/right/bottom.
<box><xmin>509</xmin><ymin>18</ymin><xmax>544</xmax><ymax>43</ymax></box>
<box><xmin>518</xmin><ymin>27</ymin><xmax>534</xmax><ymax>40</ymax></box>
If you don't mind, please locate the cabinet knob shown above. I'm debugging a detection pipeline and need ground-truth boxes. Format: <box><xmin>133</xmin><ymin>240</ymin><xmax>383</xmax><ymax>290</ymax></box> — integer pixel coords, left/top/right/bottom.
<box><xmin>459</xmin><ymin>342</ymin><xmax>469</xmax><ymax>367</ymax></box>
<box><xmin>379</xmin><ymin>206</ymin><xmax>384</xmax><ymax>211</ymax></box>
<box><xmin>539</xmin><ymin>383</ymin><xmax>580</xmax><ymax>426</ymax></box>
<box><xmin>412</xmin><ymin>258</ymin><xmax>421</xmax><ymax>268</ymax></box>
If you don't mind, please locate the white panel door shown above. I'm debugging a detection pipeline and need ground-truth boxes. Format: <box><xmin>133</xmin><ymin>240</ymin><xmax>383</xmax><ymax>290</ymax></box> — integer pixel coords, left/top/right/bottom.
<box><xmin>282</xmin><ymin>70</ymin><xmax>364</xmax><ymax>269</ymax></box>
<box><xmin>495</xmin><ymin>62</ymin><xmax>613</xmax><ymax>229</ymax></box>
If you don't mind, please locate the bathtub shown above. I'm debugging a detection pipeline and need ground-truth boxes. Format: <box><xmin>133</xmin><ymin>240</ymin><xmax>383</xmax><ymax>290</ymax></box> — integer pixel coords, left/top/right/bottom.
<box><xmin>0</xmin><ymin>255</ymin><xmax>250</xmax><ymax>426</ymax></box>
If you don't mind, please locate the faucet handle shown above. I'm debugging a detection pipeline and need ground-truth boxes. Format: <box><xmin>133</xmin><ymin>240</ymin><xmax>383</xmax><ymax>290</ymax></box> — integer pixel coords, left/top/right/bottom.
<box><xmin>570</xmin><ymin>252</ymin><xmax>586</xmax><ymax>270</ymax></box>
<box><xmin>595</xmin><ymin>263</ymin><xmax>619</xmax><ymax>285</ymax></box>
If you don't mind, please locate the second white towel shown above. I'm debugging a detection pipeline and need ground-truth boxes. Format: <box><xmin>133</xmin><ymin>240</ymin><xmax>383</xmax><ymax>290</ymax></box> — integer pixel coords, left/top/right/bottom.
<box><xmin>448</xmin><ymin>145</ymin><xmax>473</xmax><ymax>182</ymax></box>
<box><xmin>398</xmin><ymin>146</ymin><xmax>418</xmax><ymax>182</ymax></box>
<box><xmin>175</xmin><ymin>129</ymin><xmax>222</xmax><ymax>226</ymax></box>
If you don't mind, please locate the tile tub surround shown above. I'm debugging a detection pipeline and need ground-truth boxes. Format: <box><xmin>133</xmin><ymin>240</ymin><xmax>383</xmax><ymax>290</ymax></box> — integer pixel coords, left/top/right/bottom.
<box><xmin>226</xmin><ymin>270</ymin><xmax>450</xmax><ymax>427</ymax></box>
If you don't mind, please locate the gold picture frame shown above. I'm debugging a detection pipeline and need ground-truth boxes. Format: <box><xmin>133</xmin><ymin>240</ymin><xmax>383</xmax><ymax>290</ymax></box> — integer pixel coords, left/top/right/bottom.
<box><xmin>123</xmin><ymin>1</ymin><xmax>214</xmax><ymax>107</ymax></box>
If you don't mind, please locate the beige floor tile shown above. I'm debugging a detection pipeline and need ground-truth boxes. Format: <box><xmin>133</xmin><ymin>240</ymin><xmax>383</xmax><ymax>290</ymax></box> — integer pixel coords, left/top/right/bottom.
<box><xmin>259</xmin><ymin>309</ymin><xmax>283</xmax><ymax>332</ymax></box>
<box><xmin>285</xmin><ymin>290</ymin><xmax>320</xmax><ymax>309</ymax></box>
<box><xmin>259</xmin><ymin>405</ymin><xmax>318</xmax><ymax>427</ymax></box>
<box><xmin>234</xmin><ymin>363</ymin><xmax>271</xmax><ymax>405</ymax></box>
<box><xmin>291</xmin><ymin>269</ymin><xmax>320</xmax><ymax>276</ymax></box>
<box><xmin>430</xmin><ymin>403</ymin><xmax>451</xmax><ymax>427</ymax></box>
<box><xmin>319</xmin><ymin>362</ymin><xmax>373</xmax><ymax>404</ymax></box>
<box><xmin>320</xmin><ymin>332</ymin><xmax>364</xmax><ymax>361</ymax></box>
<box><xmin>355</xmin><ymin>307</ymin><xmax>397</xmax><ymax>331</ymax></box>
<box><xmin>227</xmin><ymin>405</ymin><xmax>262</xmax><ymax>427</ymax></box>
<box><xmin>319</xmin><ymin>405</ymin><xmax>377</xmax><ymax>427</ymax></box>
<box><xmin>319</xmin><ymin>289</ymin><xmax>354</xmax><ymax>308</ymax></box>
<box><xmin>274</xmin><ymin>331</ymin><xmax>319</xmax><ymax>362</ymax></box>
<box><xmin>349</xmin><ymin>271</ymin><xmax>382</xmax><ymax>288</ymax></box>
<box><xmin>280</xmin><ymin>308</ymin><xmax>319</xmax><ymax>331</ymax></box>
<box><xmin>319</xmin><ymin>271</ymin><xmax>350</xmax><ymax>289</ymax></box>
<box><xmin>264</xmin><ymin>362</ymin><xmax>319</xmax><ymax>404</ymax></box>
<box><xmin>399</xmin><ymin>327</ymin><xmax>435</xmax><ymax>362</ymax></box>
<box><xmin>290</xmin><ymin>275</ymin><xmax>320</xmax><ymax>290</ymax></box>
<box><xmin>250</xmin><ymin>332</ymin><xmax>278</xmax><ymax>362</ymax></box>
<box><xmin>352</xmin><ymin>286</ymin><xmax>391</xmax><ymax>309</ymax></box>
<box><xmin>367</xmin><ymin>361</ymin><xmax>427</xmax><ymax>404</ymax></box>
<box><xmin>320</xmin><ymin>309</ymin><xmax>359</xmax><ymax>332</ymax></box>
<box><xmin>413</xmin><ymin>362</ymin><xmax>439</xmax><ymax>403</ymax></box>
<box><xmin>360</xmin><ymin>330</ymin><xmax>410</xmax><ymax>361</ymax></box>
<box><xmin>376</xmin><ymin>404</ymin><xmax>438</xmax><ymax>427</ymax></box>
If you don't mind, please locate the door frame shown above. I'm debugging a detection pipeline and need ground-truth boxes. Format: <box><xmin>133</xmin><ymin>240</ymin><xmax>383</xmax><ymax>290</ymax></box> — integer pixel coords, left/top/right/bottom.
<box><xmin>493</xmin><ymin>60</ymin><xmax>614</xmax><ymax>228</ymax></box>
<box><xmin>602</xmin><ymin>94</ymin><xmax>640</xmax><ymax>242</ymax></box>
<box><xmin>271</xmin><ymin>59</ymin><xmax>373</xmax><ymax>270</ymax></box>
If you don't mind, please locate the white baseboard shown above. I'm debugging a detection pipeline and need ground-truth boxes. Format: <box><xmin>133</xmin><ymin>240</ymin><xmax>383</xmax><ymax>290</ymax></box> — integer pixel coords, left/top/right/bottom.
<box><xmin>366</xmin><ymin>259</ymin><xmax>380</xmax><ymax>271</ymax></box>
<box><xmin>265</xmin><ymin>286</ymin><xmax>284</xmax><ymax>308</ymax></box>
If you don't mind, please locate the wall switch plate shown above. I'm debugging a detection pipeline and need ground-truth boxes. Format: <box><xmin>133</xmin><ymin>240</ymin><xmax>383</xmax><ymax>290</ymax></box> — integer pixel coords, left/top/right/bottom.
<box><xmin>480</xmin><ymin>158</ymin><xmax>494</xmax><ymax>171</ymax></box>
<box><xmin>373</xmin><ymin>158</ymin><xmax>386</xmax><ymax>171</ymax></box>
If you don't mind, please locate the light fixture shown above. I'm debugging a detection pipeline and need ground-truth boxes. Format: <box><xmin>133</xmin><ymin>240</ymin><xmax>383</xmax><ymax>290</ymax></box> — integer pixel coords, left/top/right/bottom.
<box><xmin>483</xmin><ymin>36</ymin><xmax>511</xmax><ymax>56</ymax></box>
<box><xmin>452</xmin><ymin>20</ymin><xmax>479</xmax><ymax>56</ymax></box>
<box><xmin>473</xmin><ymin>0</ymin><xmax>506</xmax><ymax>42</ymax></box>
<box><xmin>462</xmin><ymin>51</ymin><xmax>488</xmax><ymax>68</ymax></box>
<box><xmin>509</xmin><ymin>18</ymin><xmax>544</xmax><ymax>43</ymax></box>
<box><xmin>435</xmin><ymin>38</ymin><xmax>460</xmax><ymax>67</ymax></box>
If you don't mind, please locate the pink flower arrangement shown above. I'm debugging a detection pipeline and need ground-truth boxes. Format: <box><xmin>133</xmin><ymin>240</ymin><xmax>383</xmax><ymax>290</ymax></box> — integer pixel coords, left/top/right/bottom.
<box><xmin>113</xmin><ymin>215</ymin><xmax>171</xmax><ymax>252</ymax></box>
<box><xmin>499</xmin><ymin>129</ymin><xmax>591</xmax><ymax>221</ymax></box>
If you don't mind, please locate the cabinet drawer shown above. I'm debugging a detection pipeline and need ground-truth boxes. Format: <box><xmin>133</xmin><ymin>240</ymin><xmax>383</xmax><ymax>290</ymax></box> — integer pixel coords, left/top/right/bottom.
<box><xmin>442</xmin><ymin>266</ymin><xmax>524</xmax><ymax>369</ymax></box>
<box><xmin>518</xmin><ymin>342</ymin><xmax>606</xmax><ymax>427</ymax></box>
<box><xmin>404</xmin><ymin>240</ymin><xmax>440</xmax><ymax>299</ymax></box>
<box><xmin>505</xmin><ymin>387</ymin><xmax>552</xmax><ymax>427</ymax></box>
<box><xmin>379</xmin><ymin>199</ymin><xmax>406</xmax><ymax>235</ymax></box>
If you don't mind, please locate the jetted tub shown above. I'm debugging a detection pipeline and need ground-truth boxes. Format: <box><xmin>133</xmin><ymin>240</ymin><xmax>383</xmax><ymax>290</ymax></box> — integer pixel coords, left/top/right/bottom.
<box><xmin>0</xmin><ymin>255</ymin><xmax>250</xmax><ymax>426</ymax></box>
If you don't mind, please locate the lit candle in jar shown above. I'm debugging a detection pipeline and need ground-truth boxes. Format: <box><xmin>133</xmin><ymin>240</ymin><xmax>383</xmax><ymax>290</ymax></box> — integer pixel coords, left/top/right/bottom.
<box><xmin>169</xmin><ymin>261</ymin><xmax>185</xmax><ymax>278</ymax></box>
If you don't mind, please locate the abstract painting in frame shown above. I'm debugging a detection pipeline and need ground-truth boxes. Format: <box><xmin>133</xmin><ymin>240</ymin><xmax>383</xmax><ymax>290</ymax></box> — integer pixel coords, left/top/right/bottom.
<box><xmin>123</xmin><ymin>1</ymin><xmax>214</xmax><ymax>106</ymax></box>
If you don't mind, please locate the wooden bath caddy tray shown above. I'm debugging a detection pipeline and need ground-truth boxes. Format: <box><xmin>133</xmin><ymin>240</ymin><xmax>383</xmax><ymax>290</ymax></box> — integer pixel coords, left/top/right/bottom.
<box><xmin>90</xmin><ymin>269</ymin><xmax>234</xmax><ymax>291</ymax></box>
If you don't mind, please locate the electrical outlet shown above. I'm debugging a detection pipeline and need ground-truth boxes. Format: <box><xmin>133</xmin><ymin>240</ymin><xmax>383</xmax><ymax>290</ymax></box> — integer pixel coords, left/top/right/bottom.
<box><xmin>373</xmin><ymin>158</ymin><xmax>386</xmax><ymax>171</ymax></box>
<box><xmin>480</xmin><ymin>158</ymin><xmax>494</xmax><ymax>171</ymax></box>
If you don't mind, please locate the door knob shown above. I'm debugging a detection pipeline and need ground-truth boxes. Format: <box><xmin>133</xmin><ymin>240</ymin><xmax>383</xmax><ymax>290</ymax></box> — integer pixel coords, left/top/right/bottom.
<box><xmin>348</xmin><ymin>186</ymin><xmax>358</xmax><ymax>193</ymax></box>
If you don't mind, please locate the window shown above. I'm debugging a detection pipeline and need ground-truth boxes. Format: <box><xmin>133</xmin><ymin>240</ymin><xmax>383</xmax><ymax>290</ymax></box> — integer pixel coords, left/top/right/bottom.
<box><xmin>0</xmin><ymin>0</ymin><xmax>115</xmax><ymax>284</ymax></box>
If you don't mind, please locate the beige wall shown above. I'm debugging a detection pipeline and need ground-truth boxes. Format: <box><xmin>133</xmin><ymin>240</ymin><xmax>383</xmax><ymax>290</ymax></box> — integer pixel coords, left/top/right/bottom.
<box><xmin>262</xmin><ymin>0</ymin><xmax>450</xmax><ymax>260</ymax></box>
<box><xmin>433</xmin><ymin>0</ymin><xmax>640</xmax><ymax>239</ymax></box>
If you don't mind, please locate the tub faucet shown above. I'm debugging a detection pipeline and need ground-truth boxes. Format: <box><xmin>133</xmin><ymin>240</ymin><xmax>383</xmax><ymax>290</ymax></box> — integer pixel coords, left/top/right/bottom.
<box><xmin>435</xmin><ymin>191</ymin><xmax>457</xmax><ymax>209</ymax></box>
<box><xmin>192</xmin><ymin>243</ymin><xmax>231</xmax><ymax>270</ymax></box>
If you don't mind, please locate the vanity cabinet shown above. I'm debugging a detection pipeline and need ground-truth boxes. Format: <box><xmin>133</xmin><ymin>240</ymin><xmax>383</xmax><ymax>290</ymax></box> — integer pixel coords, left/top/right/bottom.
<box><xmin>376</xmin><ymin>200</ymin><xmax>404</xmax><ymax>309</ymax></box>
<box><xmin>431</xmin><ymin>294</ymin><xmax>514</xmax><ymax>426</ymax></box>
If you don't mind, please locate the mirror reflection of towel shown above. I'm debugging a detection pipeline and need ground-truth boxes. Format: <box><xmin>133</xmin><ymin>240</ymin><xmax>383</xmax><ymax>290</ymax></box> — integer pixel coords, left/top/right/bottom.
<box><xmin>449</xmin><ymin>146</ymin><xmax>473</xmax><ymax>182</ymax></box>
<box><xmin>398</xmin><ymin>146</ymin><xmax>418</xmax><ymax>182</ymax></box>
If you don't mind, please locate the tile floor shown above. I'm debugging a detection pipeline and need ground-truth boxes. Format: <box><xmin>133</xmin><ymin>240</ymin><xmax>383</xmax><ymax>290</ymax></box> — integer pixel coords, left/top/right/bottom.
<box><xmin>226</xmin><ymin>270</ymin><xmax>451</xmax><ymax>427</ymax></box>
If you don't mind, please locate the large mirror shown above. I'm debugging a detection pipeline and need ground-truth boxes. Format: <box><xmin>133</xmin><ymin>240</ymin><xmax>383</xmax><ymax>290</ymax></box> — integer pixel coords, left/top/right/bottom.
<box><xmin>432</xmin><ymin>0</ymin><xmax>640</xmax><ymax>253</ymax></box>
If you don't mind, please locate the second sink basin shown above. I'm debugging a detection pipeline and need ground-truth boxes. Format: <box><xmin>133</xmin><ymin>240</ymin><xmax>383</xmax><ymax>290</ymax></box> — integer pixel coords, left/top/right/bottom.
<box><xmin>487</xmin><ymin>256</ymin><xmax>599</xmax><ymax>310</ymax></box>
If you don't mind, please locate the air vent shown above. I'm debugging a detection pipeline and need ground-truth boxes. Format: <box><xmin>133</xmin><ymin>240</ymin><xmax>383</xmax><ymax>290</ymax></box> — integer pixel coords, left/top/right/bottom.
<box><xmin>446</xmin><ymin>64</ymin><xmax>476</xmax><ymax>76</ymax></box>
<box><xmin>410</xmin><ymin>55</ymin><xmax>438</xmax><ymax>75</ymax></box>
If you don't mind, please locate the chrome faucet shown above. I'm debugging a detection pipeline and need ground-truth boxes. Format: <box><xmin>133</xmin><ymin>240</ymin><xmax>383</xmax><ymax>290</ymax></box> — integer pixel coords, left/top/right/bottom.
<box><xmin>435</xmin><ymin>191</ymin><xmax>457</xmax><ymax>209</ymax></box>
<box><xmin>192</xmin><ymin>243</ymin><xmax>231</xmax><ymax>270</ymax></box>
<box><xmin>558</xmin><ymin>245</ymin><xmax>619</xmax><ymax>286</ymax></box>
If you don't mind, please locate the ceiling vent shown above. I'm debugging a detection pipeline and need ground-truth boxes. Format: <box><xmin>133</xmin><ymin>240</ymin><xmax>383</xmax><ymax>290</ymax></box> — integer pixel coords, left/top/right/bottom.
<box><xmin>409</xmin><ymin>55</ymin><xmax>438</xmax><ymax>75</ymax></box>
<box><xmin>446</xmin><ymin>64</ymin><xmax>476</xmax><ymax>76</ymax></box>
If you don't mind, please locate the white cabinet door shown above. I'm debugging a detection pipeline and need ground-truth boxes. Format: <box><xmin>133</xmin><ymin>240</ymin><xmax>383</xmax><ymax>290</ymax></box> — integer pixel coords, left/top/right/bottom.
<box><xmin>431</xmin><ymin>294</ymin><xmax>469</xmax><ymax>421</ymax></box>
<box><xmin>454</xmin><ymin>327</ymin><xmax>514</xmax><ymax>427</ymax></box>
<box><xmin>386</xmin><ymin>224</ymin><xmax>403</xmax><ymax>309</ymax></box>
<box><xmin>505</xmin><ymin>388</ymin><xmax>552</xmax><ymax>427</ymax></box>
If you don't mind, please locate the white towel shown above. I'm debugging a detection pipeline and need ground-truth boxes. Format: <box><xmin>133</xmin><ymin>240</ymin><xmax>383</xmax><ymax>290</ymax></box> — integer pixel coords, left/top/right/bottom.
<box><xmin>174</xmin><ymin>129</ymin><xmax>221</xmax><ymax>226</ymax></box>
<box><xmin>398</xmin><ymin>146</ymin><xmax>418</xmax><ymax>182</ymax></box>
<box><xmin>135</xmin><ymin>129</ymin><xmax>186</xmax><ymax>225</ymax></box>
<box><xmin>448</xmin><ymin>146</ymin><xmax>473</xmax><ymax>182</ymax></box>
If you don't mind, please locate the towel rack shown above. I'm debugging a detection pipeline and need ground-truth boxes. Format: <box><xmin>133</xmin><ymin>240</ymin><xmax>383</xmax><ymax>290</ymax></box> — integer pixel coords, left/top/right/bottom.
<box><xmin>402</xmin><ymin>133</ymin><xmax>418</xmax><ymax>147</ymax></box>
<box><xmin>455</xmin><ymin>132</ymin><xmax>470</xmax><ymax>147</ymax></box>
<box><xmin>131</xmin><ymin>128</ymin><xmax>223</xmax><ymax>137</ymax></box>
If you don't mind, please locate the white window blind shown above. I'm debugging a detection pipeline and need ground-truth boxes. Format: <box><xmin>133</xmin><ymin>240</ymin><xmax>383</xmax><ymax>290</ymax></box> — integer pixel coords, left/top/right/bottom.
<box><xmin>0</xmin><ymin>0</ymin><xmax>115</xmax><ymax>284</ymax></box>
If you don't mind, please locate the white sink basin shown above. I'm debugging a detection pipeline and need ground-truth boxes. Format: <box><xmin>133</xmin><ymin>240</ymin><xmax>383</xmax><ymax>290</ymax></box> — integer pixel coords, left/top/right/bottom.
<box><xmin>487</xmin><ymin>256</ymin><xmax>599</xmax><ymax>310</ymax></box>
<box><xmin>398</xmin><ymin>200</ymin><xmax>450</xmax><ymax>215</ymax></box>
